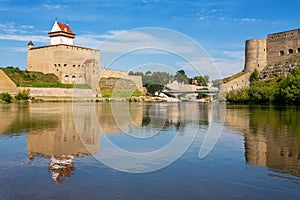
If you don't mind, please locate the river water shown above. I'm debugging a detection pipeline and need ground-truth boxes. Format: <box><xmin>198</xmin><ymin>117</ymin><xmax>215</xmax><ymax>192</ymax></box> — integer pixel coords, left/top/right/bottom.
<box><xmin>0</xmin><ymin>103</ymin><xmax>299</xmax><ymax>200</ymax></box>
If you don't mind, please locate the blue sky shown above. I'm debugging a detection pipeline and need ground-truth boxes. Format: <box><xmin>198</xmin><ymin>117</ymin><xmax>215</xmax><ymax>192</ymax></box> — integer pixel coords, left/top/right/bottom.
<box><xmin>0</xmin><ymin>0</ymin><xmax>299</xmax><ymax>79</ymax></box>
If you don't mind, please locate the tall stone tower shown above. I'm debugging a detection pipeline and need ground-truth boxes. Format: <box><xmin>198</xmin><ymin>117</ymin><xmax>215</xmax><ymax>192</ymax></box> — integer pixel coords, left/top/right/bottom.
<box><xmin>48</xmin><ymin>21</ymin><xmax>76</xmax><ymax>45</ymax></box>
<box><xmin>244</xmin><ymin>39</ymin><xmax>267</xmax><ymax>73</ymax></box>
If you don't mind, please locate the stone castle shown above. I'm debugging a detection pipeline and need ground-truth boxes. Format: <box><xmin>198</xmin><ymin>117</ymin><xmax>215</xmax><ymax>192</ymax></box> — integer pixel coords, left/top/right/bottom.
<box><xmin>26</xmin><ymin>21</ymin><xmax>142</xmax><ymax>97</ymax></box>
<box><xmin>220</xmin><ymin>28</ymin><xmax>300</xmax><ymax>93</ymax></box>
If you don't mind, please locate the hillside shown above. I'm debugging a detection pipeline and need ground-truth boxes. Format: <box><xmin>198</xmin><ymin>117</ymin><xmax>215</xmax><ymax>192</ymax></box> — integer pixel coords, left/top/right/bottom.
<box><xmin>1</xmin><ymin>67</ymin><xmax>90</xmax><ymax>89</ymax></box>
<box><xmin>259</xmin><ymin>55</ymin><xmax>300</xmax><ymax>80</ymax></box>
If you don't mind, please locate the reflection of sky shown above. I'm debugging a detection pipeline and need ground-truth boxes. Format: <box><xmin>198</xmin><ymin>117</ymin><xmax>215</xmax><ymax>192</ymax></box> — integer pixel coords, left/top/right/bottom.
<box><xmin>106</xmin><ymin>122</ymin><xmax>203</xmax><ymax>153</ymax></box>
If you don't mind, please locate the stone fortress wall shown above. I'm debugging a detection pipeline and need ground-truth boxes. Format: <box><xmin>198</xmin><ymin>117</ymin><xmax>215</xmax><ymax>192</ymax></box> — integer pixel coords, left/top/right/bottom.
<box><xmin>267</xmin><ymin>29</ymin><xmax>300</xmax><ymax>64</ymax></box>
<box><xmin>219</xmin><ymin>28</ymin><xmax>300</xmax><ymax>95</ymax></box>
<box><xmin>27</xmin><ymin>44</ymin><xmax>100</xmax><ymax>85</ymax></box>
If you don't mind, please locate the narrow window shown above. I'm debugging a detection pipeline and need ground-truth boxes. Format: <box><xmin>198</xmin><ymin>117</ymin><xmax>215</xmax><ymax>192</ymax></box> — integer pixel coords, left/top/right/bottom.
<box><xmin>65</xmin><ymin>75</ymin><xmax>69</xmax><ymax>80</ymax></box>
<box><xmin>297</xmin><ymin>48</ymin><xmax>300</xmax><ymax>53</ymax></box>
<box><xmin>64</xmin><ymin>64</ymin><xmax>67</xmax><ymax>67</ymax></box>
<box><xmin>72</xmin><ymin>75</ymin><xmax>76</xmax><ymax>79</ymax></box>
<box><xmin>279</xmin><ymin>51</ymin><xmax>284</xmax><ymax>56</ymax></box>
<box><xmin>288</xmin><ymin>49</ymin><xmax>293</xmax><ymax>54</ymax></box>
<box><xmin>73</xmin><ymin>64</ymin><xmax>76</xmax><ymax>67</ymax></box>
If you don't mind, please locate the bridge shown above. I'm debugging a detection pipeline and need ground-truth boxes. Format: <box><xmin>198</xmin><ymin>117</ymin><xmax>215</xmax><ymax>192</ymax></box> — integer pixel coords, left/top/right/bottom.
<box><xmin>161</xmin><ymin>87</ymin><xmax>219</xmax><ymax>99</ymax></box>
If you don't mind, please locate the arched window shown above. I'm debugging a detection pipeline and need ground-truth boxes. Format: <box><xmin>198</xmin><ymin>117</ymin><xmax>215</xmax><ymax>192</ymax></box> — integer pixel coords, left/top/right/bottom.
<box><xmin>72</xmin><ymin>75</ymin><xmax>76</xmax><ymax>79</ymax></box>
<box><xmin>279</xmin><ymin>51</ymin><xmax>284</xmax><ymax>56</ymax></box>
<box><xmin>297</xmin><ymin>48</ymin><xmax>300</xmax><ymax>53</ymax></box>
<box><xmin>64</xmin><ymin>75</ymin><xmax>69</xmax><ymax>80</ymax></box>
<box><xmin>288</xmin><ymin>49</ymin><xmax>293</xmax><ymax>54</ymax></box>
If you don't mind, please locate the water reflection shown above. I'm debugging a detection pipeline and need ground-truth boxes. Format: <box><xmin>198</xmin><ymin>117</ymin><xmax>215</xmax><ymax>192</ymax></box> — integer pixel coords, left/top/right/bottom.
<box><xmin>0</xmin><ymin>103</ymin><xmax>211</xmax><ymax>181</ymax></box>
<box><xmin>225</xmin><ymin>105</ymin><xmax>300</xmax><ymax>177</ymax></box>
<box><xmin>2</xmin><ymin>103</ymin><xmax>299</xmax><ymax>181</ymax></box>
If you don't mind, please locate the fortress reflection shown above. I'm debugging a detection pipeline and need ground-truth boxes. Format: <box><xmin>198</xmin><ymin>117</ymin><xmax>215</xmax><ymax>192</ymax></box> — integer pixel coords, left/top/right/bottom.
<box><xmin>0</xmin><ymin>103</ymin><xmax>210</xmax><ymax>183</ymax></box>
<box><xmin>225</xmin><ymin>106</ymin><xmax>300</xmax><ymax>177</ymax></box>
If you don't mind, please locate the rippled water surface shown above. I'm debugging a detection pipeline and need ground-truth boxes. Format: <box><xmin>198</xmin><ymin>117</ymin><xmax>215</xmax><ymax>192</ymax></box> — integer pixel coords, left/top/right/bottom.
<box><xmin>0</xmin><ymin>103</ymin><xmax>300</xmax><ymax>200</ymax></box>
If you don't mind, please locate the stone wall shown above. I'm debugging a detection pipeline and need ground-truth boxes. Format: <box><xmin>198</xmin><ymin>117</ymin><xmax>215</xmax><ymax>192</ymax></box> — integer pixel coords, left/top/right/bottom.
<box><xmin>100</xmin><ymin>68</ymin><xmax>143</xmax><ymax>92</ymax></box>
<box><xmin>218</xmin><ymin>72</ymin><xmax>251</xmax><ymax>97</ymax></box>
<box><xmin>27</xmin><ymin>44</ymin><xmax>100</xmax><ymax>84</ymax></box>
<box><xmin>20</xmin><ymin>87</ymin><xmax>95</xmax><ymax>99</ymax></box>
<box><xmin>259</xmin><ymin>63</ymin><xmax>299</xmax><ymax>80</ymax></box>
<box><xmin>0</xmin><ymin>69</ymin><xmax>18</xmax><ymax>95</ymax></box>
<box><xmin>267</xmin><ymin>29</ymin><xmax>300</xmax><ymax>65</ymax></box>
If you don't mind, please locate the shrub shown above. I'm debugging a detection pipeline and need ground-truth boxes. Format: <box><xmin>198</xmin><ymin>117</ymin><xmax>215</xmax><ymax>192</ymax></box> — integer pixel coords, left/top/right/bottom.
<box><xmin>15</xmin><ymin>89</ymin><xmax>30</xmax><ymax>101</ymax></box>
<box><xmin>0</xmin><ymin>93</ymin><xmax>12</xmax><ymax>103</ymax></box>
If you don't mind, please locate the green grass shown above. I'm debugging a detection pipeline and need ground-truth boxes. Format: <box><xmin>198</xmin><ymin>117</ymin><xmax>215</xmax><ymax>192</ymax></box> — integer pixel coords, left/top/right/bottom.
<box><xmin>223</xmin><ymin>71</ymin><xmax>246</xmax><ymax>83</ymax></box>
<box><xmin>1</xmin><ymin>67</ymin><xmax>90</xmax><ymax>89</ymax></box>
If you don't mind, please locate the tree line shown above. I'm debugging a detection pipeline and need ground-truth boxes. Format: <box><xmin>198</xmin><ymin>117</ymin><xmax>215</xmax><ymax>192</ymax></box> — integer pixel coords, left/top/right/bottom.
<box><xmin>226</xmin><ymin>67</ymin><xmax>300</xmax><ymax>105</ymax></box>
<box><xmin>129</xmin><ymin>70</ymin><xmax>209</xmax><ymax>95</ymax></box>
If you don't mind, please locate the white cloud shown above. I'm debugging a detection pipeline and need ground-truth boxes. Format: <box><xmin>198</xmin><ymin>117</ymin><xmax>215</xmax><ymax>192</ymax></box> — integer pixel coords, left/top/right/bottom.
<box><xmin>177</xmin><ymin>50</ymin><xmax>245</xmax><ymax>79</ymax></box>
<box><xmin>0</xmin><ymin>34</ymin><xmax>48</xmax><ymax>43</ymax></box>
<box><xmin>0</xmin><ymin>22</ymin><xmax>36</xmax><ymax>34</ymax></box>
<box><xmin>43</xmin><ymin>4</ymin><xmax>68</xmax><ymax>10</ymax></box>
<box><xmin>0</xmin><ymin>47</ymin><xmax>28</xmax><ymax>52</ymax></box>
<box><xmin>77</xmin><ymin>29</ymin><xmax>197</xmax><ymax>55</ymax></box>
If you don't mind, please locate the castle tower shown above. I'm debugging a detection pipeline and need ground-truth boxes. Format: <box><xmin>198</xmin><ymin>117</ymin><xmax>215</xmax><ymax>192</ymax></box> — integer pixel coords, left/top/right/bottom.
<box><xmin>48</xmin><ymin>21</ymin><xmax>76</xmax><ymax>45</ymax></box>
<box><xmin>244</xmin><ymin>39</ymin><xmax>267</xmax><ymax>73</ymax></box>
<box><xmin>27</xmin><ymin>41</ymin><xmax>34</xmax><ymax>50</ymax></box>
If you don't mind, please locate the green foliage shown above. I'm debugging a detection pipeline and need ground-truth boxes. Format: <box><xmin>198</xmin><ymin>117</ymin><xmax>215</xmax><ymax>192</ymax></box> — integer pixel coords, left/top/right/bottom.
<box><xmin>1</xmin><ymin>67</ymin><xmax>91</xmax><ymax>89</ymax></box>
<box><xmin>274</xmin><ymin>68</ymin><xmax>300</xmax><ymax>104</ymax></box>
<box><xmin>192</xmin><ymin>75</ymin><xmax>209</xmax><ymax>86</ymax></box>
<box><xmin>129</xmin><ymin>70</ymin><xmax>174</xmax><ymax>95</ymax></box>
<box><xmin>15</xmin><ymin>89</ymin><xmax>30</xmax><ymax>101</ymax></box>
<box><xmin>0</xmin><ymin>93</ymin><xmax>12</xmax><ymax>103</ymax></box>
<box><xmin>227</xmin><ymin>66</ymin><xmax>300</xmax><ymax>105</ymax></box>
<box><xmin>175</xmin><ymin>70</ymin><xmax>189</xmax><ymax>84</ymax></box>
<box><xmin>250</xmin><ymin>69</ymin><xmax>259</xmax><ymax>83</ymax></box>
<box><xmin>146</xmin><ymin>83</ymin><xmax>164</xmax><ymax>95</ymax></box>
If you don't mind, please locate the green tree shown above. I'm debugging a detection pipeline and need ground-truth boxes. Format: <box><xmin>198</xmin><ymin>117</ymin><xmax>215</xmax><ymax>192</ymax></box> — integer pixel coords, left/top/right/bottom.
<box><xmin>175</xmin><ymin>70</ymin><xmax>189</xmax><ymax>84</ymax></box>
<box><xmin>146</xmin><ymin>83</ymin><xmax>164</xmax><ymax>95</ymax></box>
<box><xmin>193</xmin><ymin>75</ymin><xmax>208</xmax><ymax>86</ymax></box>
<box><xmin>250</xmin><ymin>69</ymin><xmax>259</xmax><ymax>83</ymax></box>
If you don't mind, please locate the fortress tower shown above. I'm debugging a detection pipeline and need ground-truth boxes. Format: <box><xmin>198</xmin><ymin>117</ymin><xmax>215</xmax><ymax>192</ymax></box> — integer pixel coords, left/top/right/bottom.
<box><xmin>27</xmin><ymin>21</ymin><xmax>100</xmax><ymax>87</ymax></box>
<box><xmin>244</xmin><ymin>38</ymin><xmax>267</xmax><ymax>73</ymax></box>
<box><xmin>48</xmin><ymin>21</ymin><xmax>76</xmax><ymax>46</ymax></box>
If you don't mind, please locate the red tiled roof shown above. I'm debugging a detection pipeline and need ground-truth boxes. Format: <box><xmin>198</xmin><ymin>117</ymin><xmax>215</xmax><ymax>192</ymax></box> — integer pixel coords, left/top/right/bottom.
<box><xmin>57</xmin><ymin>21</ymin><xmax>73</xmax><ymax>34</ymax></box>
